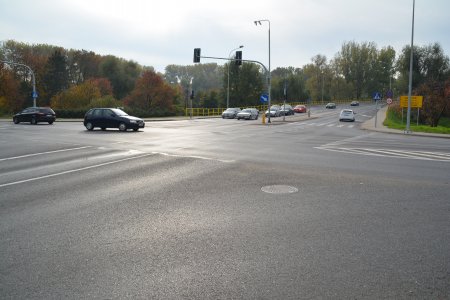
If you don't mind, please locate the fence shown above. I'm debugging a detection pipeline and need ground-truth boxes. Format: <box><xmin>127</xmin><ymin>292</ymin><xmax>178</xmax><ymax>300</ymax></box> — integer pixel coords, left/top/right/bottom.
<box><xmin>184</xmin><ymin>99</ymin><xmax>372</xmax><ymax>117</ymax></box>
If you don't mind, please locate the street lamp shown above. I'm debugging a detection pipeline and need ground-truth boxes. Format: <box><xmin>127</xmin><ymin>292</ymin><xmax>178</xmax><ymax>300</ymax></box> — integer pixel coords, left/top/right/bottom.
<box><xmin>227</xmin><ymin>45</ymin><xmax>244</xmax><ymax>109</ymax></box>
<box><xmin>254</xmin><ymin>19</ymin><xmax>271</xmax><ymax>123</ymax></box>
<box><xmin>1</xmin><ymin>60</ymin><xmax>37</xmax><ymax>107</ymax></box>
<box><xmin>405</xmin><ymin>0</ymin><xmax>415</xmax><ymax>134</ymax></box>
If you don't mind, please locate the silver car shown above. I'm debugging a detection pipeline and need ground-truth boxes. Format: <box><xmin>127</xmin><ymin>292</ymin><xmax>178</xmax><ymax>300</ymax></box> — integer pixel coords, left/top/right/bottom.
<box><xmin>237</xmin><ymin>108</ymin><xmax>259</xmax><ymax>120</ymax></box>
<box><xmin>222</xmin><ymin>108</ymin><xmax>241</xmax><ymax>119</ymax></box>
<box><xmin>339</xmin><ymin>109</ymin><xmax>356</xmax><ymax>122</ymax></box>
<box><xmin>265</xmin><ymin>105</ymin><xmax>281</xmax><ymax>117</ymax></box>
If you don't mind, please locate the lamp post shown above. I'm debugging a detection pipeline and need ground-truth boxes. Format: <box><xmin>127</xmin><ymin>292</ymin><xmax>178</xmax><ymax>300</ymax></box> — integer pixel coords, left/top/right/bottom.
<box><xmin>1</xmin><ymin>60</ymin><xmax>37</xmax><ymax>107</ymax></box>
<box><xmin>227</xmin><ymin>45</ymin><xmax>243</xmax><ymax>109</ymax></box>
<box><xmin>254</xmin><ymin>19</ymin><xmax>271</xmax><ymax>123</ymax></box>
<box><xmin>405</xmin><ymin>0</ymin><xmax>415</xmax><ymax>134</ymax></box>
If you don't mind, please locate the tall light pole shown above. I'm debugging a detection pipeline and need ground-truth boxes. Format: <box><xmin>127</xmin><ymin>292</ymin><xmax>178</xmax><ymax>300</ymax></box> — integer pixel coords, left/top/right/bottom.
<box><xmin>254</xmin><ymin>19</ymin><xmax>271</xmax><ymax>123</ymax></box>
<box><xmin>227</xmin><ymin>45</ymin><xmax>243</xmax><ymax>109</ymax></box>
<box><xmin>1</xmin><ymin>60</ymin><xmax>37</xmax><ymax>107</ymax></box>
<box><xmin>405</xmin><ymin>0</ymin><xmax>415</xmax><ymax>134</ymax></box>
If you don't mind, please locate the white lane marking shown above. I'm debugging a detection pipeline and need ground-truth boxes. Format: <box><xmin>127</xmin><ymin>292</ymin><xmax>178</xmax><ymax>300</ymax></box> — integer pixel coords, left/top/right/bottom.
<box><xmin>315</xmin><ymin>146</ymin><xmax>450</xmax><ymax>162</ymax></box>
<box><xmin>94</xmin><ymin>149</ymin><xmax>145</xmax><ymax>159</ymax></box>
<box><xmin>153</xmin><ymin>151</ymin><xmax>235</xmax><ymax>163</ymax></box>
<box><xmin>0</xmin><ymin>146</ymin><xmax>92</xmax><ymax>162</ymax></box>
<box><xmin>0</xmin><ymin>153</ymin><xmax>156</xmax><ymax>188</ymax></box>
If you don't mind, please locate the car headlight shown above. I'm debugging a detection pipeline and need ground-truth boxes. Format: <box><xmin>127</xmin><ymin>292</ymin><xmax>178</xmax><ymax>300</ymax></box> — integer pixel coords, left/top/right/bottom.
<box><xmin>129</xmin><ymin>120</ymin><xmax>137</xmax><ymax>123</ymax></box>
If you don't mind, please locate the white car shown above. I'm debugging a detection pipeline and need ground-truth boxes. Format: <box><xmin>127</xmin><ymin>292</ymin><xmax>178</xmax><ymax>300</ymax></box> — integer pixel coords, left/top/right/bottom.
<box><xmin>265</xmin><ymin>105</ymin><xmax>281</xmax><ymax>117</ymax></box>
<box><xmin>339</xmin><ymin>109</ymin><xmax>356</xmax><ymax>122</ymax></box>
<box><xmin>222</xmin><ymin>108</ymin><xmax>241</xmax><ymax>119</ymax></box>
<box><xmin>237</xmin><ymin>108</ymin><xmax>259</xmax><ymax>120</ymax></box>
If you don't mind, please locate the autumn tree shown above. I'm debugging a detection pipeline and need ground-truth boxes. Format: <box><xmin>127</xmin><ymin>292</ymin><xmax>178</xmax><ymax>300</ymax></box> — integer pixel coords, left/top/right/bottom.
<box><xmin>0</xmin><ymin>67</ymin><xmax>24</xmax><ymax>113</ymax></box>
<box><xmin>124</xmin><ymin>70</ymin><xmax>175</xmax><ymax>112</ymax></box>
<box><xmin>50</xmin><ymin>78</ymin><xmax>114</xmax><ymax>109</ymax></box>
<box><xmin>415</xmin><ymin>79</ymin><xmax>450</xmax><ymax>127</ymax></box>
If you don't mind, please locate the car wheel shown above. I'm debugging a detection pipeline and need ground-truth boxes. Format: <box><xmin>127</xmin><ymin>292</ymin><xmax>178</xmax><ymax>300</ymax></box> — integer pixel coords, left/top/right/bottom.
<box><xmin>255</xmin><ymin>115</ymin><xmax>258</xmax><ymax>120</ymax></box>
<box><xmin>101</xmin><ymin>127</ymin><xmax>106</xmax><ymax>131</ymax></box>
<box><xmin>119</xmin><ymin>122</ymin><xmax>127</xmax><ymax>131</ymax></box>
<box><xmin>133</xmin><ymin>128</ymin><xmax>138</xmax><ymax>131</ymax></box>
<box><xmin>48</xmin><ymin>121</ymin><xmax>54</xmax><ymax>125</ymax></box>
<box><xmin>13</xmin><ymin>117</ymin><xmax>19</xmax><ymax>124</ymax></box>
<box><xmin>31</xmin><ymin>117</ymin><xmax>37</xmax><ymax>125</ymax></box>
<box><xmin>85</xmin><ymin>122</ymin><xmax>94</xmax><ymax>131</ymax></box>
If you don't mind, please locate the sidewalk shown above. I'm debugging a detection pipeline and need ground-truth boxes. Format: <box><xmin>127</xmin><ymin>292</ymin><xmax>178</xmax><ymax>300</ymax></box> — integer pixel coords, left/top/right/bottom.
<box><xmin>360</xmin><ymin>105</ymin><xmax>450</xmax><ymax>139</ymax></box>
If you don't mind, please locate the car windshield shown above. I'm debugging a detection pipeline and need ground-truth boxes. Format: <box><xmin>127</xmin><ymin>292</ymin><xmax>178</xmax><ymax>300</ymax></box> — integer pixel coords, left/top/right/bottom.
<box><xmin>241</xmin><ymin>109</ymin><xmax>252</xmax><ymax>112</ymax></box>
<box><xmin>111</xmin><ymin>108</ymin><xmax>129</xmax><ymax>116</ymax></box>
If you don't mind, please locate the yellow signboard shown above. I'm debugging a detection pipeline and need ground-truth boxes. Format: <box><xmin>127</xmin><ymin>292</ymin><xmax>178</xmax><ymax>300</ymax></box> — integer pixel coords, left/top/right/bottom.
<box><xmin>400</xmin><ymin>95</ymin><xmax>423</xmax><ymax>108</ymax></box>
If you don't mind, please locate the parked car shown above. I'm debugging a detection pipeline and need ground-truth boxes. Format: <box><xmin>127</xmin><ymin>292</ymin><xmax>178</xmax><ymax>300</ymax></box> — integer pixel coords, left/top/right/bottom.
<box><xmin>265</xmin><ymin>105</ymin><xmax>281</xmax><ymax>117</ymax></box>
<box><xmin>350</xmin><ymin>101</ymin><xmax>359</xmax><ymax>106</ymax></box>
<box><xmin>339</xmin><ymin>109</ymin><xmax>356</xmax><ymax>122</ymax></box>
<box><xmin>84</xmin><ymin>108</ymin><xmax>145</xmax><ymax>131</ymax></box>
<box><xmin>237</xmin><ymin>108</ymin><xmax>259</xmax><ymax>120</ymax></box>
<box><xmin>293</xmin><ymin>105</ymin><xmax>307</xmax><ymax>113</ymax></box>
<box><xmin>279</xmin><ymin>104</ymin><xmax>294</xmax><ymax>116</ymax></box>
<box><xmin>13</xmin><ymin>107</ymin><xmax>56</xmax><ymax>125</ymax></box>
<box><xmin>222</xmin><ymin>108</ymin><xmax>241</xmax><ymax>119</ymax></box>
<box><xmin>325</xmin><ymin>103</ymin><xmax>336</xmax><ymax>109</ymax></box>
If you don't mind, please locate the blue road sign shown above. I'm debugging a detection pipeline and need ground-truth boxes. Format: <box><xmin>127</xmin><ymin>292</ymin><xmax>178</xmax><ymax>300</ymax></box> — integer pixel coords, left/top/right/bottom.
<box><xmin>32</xmin><ymin>91</ymin><xmax>38</xmax><ymax>98</ymax></box>
<box><xmin>386</xmin><ymin>90</ymin><xmax>393</xmax><ymax>98</ymax></box>
<box><xmin>373</xmin><ymin>92</ymin><xmax>381</xmax><ymax>101</ymax></box>
<box><xmin>260</xmin><ymin>93</ymin><xmax>268</xmax><ymax>103</ymax></box>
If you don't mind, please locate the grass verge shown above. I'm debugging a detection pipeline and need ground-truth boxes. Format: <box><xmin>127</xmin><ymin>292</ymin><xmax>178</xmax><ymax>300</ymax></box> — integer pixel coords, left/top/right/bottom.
<box><xmin>384</xmin><ymin>108</ymin><xmax>450</xmax><ymax>134</ymax></box>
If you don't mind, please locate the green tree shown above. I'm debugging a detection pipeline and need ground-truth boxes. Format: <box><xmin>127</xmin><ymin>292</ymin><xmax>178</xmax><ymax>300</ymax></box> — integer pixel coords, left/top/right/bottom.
<box><xmin>223</xmin><ymin>62</ymin><xmax>264</xmax><ymax>107</ymax></box>
<box><xmin>43</xmin><ymin>49</ymin><xmax>69</xmax><ymax>105</ymax></box>
<box><xmin>271</xmin><ymin>67</ymin><xmax>308</xmax><ymax>103</ymax></box>
<box><xmin>99</xmin><ymin>56</ymin><xmax>142</xmax><ymax>99</ymax></box>
<box><xmin>335</xmin><ymin>41</ymin><xmax>378</xmax><ymax>99</ymax></box>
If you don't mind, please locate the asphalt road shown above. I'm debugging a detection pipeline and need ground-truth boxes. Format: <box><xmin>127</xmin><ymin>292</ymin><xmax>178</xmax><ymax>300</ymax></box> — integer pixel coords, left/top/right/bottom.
<box><xmin>1</xmin><ymin>103</ymin><xmax>449</xmax><ymax>299</ymax></box>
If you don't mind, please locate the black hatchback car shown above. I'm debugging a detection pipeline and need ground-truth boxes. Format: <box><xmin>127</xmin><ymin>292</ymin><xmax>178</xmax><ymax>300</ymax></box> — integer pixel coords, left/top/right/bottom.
<box><xmin>84</xmin><ymin>108</ymin><xmax>145</xmax><ymax>131</ymax></box>
<box><xmin>13</xmin><ymin>107</ymin><xmax>56</xmax><ymax>124</ymax></box>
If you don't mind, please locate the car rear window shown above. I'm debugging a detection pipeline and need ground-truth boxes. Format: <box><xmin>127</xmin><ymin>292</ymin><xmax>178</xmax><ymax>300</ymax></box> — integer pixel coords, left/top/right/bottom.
<box><xmin>39</xmin><ymin>108</ymin><xmax>55</xmax><ymax>114</ymax></box>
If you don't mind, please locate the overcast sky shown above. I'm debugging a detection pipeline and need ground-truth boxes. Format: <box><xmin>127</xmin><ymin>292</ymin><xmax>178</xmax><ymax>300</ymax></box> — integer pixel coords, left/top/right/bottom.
<box><xmin>1</xmin><ymin>0</ymin><xmax>449</xmax><ymax>73</ymax></box>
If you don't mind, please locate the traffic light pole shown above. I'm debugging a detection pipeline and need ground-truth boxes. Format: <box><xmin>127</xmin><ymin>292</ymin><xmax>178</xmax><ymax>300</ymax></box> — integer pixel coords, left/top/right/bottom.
<box><xmin>194</xmin><ymin>54</ymin><xmax>270</xmax><ymax>123</ymax></box>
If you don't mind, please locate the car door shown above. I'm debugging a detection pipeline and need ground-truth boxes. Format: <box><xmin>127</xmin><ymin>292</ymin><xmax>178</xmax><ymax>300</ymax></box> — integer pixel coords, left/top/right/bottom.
<box><xmin>22</xmin><ymin>108</ymin><xmax>35</xmax><ymax>122</ymax></box>
<box><xmin>104</xmin><ymin>109</ymin><xmax>120</xmax><ymax>128</ymax></box>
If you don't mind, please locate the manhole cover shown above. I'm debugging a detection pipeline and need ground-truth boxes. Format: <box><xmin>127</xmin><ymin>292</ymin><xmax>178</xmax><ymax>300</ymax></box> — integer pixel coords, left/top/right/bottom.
<box><xmin>261</xmin><ymin>185</ymin><xmax>298</xmax><ymax>194</ymax></box>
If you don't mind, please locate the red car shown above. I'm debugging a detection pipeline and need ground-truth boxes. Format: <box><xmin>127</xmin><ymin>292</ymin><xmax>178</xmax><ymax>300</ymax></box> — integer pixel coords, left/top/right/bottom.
<box><xmin>294</xmin><ymin>105</ymin><xmax>307</xmax><ymax>113</ymax></box>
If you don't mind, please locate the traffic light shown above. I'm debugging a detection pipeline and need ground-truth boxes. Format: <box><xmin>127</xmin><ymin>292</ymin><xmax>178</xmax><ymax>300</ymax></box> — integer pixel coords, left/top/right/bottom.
<box><xmin>193</xmin><ymin>48</ymin><xmax>201</xmax><ymax>63</ymax></box>
<box><xmin>235</xmin><ymin>50</ymin><xmax>242</xmax><ymax>65</ymax></box>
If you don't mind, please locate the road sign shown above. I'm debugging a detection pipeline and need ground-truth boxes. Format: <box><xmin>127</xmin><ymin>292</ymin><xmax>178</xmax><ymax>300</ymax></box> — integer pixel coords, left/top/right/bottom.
<box><xmin>32</xmin><ymin>91</ymin><xmax>38</xmax><ymax>98</ymax></box>
<box><xmin>373</xmin><ymin>92</ymin><xmax>382</xmax><ymax>101</ymax></box>
<box><xmin>386</xmin><ymin>90</ymin><xmax>393</xmax><ymax>98</ymax></box>
<box><xmin>386</xmin><ymin>98</ymin><xmax>393</xmax><ymax>104</ymax></box>
<box><xmin>260</xmin><ymin>93</ymin><xmax>268</xmax><ymax>103</ymax></box>
<box><xmin>400</xmin><ymin>95</ymin><xmax>423</xmax><ymax>108</ymax></box>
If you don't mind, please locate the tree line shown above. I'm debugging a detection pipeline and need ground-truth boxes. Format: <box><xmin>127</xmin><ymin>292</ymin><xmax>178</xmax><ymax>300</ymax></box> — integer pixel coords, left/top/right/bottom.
<box><xmin>1</xmin><ymin>39</ymin><xmax>449</xmax><ymax>123</ymax></box>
